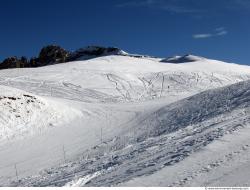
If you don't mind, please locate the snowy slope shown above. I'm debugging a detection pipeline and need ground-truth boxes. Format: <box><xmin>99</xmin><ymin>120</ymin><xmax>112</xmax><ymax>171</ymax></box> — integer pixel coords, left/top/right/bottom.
<box><xmin>1</xmin><ymin>55</ymin><xmax>250</xmax><ymax>103</ymax></box>
<box><xmin>1</xmin><ymin>54</ymin><xmax>250</xmax><ymax>186</ymax></box>
<box><xmin>0</xmin><ymin>85</ymin><xmax>80</xmax><ymax>143</ymax></box>
<box><xmin>9</xmin><ymin>79</ymin><xmax>250</xmax><ymax>187</ymax></box>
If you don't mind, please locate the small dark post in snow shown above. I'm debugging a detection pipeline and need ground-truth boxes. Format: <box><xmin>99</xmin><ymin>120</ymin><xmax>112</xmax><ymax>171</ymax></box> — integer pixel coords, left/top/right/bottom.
<box><xmin>62</xmin><ymin>145</ymin><xmax>66</xmax><ymax>163</ymax></box>
<box><xmin>160</xmin><ymin>74</ymin><xmax>165</xmax><ymax>97</ymax></box>
<box><xmin>100</xmin><ymin>127</ymin><xmax>103</xmax><ymax>144</ymax></box>
<box><xmin>14</xmin><ymin>163</ymin><xmax>18</xmax><ymax>181</ymax></box>
<box><xmin>133</xmin><ymin>127</ymin><xmax>136</xmax><ymax>143</ymax></box>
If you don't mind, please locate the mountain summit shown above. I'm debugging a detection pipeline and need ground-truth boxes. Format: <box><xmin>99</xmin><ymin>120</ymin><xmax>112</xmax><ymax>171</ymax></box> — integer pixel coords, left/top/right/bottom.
<box><xmin>161</xmin><ymin>54</ymin><xmax>206</xmax><ymax>63</ymax></box>
<box><xmin>68</xmin><ymin>46</ymin><xmax>128</xmax><ymax>61</ymax></box>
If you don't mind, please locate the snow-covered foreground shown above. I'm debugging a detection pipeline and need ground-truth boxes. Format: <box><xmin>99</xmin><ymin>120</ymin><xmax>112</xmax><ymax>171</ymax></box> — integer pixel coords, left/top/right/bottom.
<box><xmin>1</xmin><ymin>54</ymin><xmax>250</xmax><ymax>186</ymax></box>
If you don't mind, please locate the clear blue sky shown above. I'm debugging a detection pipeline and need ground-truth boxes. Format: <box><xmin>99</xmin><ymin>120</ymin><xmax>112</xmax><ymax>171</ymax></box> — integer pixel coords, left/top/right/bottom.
<box><xmin>0</xmin><ymin>0</ymin><xmax>250</xmax><ymax>64</ymax></box>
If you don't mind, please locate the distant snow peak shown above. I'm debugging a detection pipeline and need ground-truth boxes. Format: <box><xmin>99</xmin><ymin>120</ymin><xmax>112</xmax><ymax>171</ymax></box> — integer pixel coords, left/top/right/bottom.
<box><xmin>68</xmin><ymin>46</ymin><xmax>128</xmax><ymax>61</ymax></box>
<box><xmin>161</xmin><ymin>54</ymin><xmax>206</xmax><ymax>63</ymax></box>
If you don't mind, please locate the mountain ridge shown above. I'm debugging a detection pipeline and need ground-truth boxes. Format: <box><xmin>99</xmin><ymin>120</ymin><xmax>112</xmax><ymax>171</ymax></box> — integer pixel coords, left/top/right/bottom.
<box><xmin>1</xmin><ymin>44</ymin><xmax>233</xmax><ymax>70</ymax></box>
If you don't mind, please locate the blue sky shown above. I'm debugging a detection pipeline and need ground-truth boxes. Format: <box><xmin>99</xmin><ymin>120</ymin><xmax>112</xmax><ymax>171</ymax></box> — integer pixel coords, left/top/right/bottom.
<box><xmin>0</xmin><ymin>0</ymin><xmax>250</xmax><ymax>64</ymax></box>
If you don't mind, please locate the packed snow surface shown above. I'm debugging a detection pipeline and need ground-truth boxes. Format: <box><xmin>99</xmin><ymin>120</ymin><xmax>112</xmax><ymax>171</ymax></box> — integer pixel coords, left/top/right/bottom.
<box><xmin>1</xmin><ymin>54</ymin><xmax>250</xmax><ymax>186</ymax></box>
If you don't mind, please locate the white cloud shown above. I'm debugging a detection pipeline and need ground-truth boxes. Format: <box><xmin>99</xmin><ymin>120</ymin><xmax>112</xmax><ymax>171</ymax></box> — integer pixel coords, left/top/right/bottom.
<box><xmin>193</xmin><ymin>27</ymin><xmax>228</xmax><ymax>39</ymax></box>
<box><xmin>116</xmin><ymin>0</ymin><xmax>202</xmax><ymax>14</ymax></box>
<box><xmin>161</xmin><ymin>5</ymin><xmax>202</xmax><ymax>13</ymax></box>
<box><xmin>193</xmin><ymin>34</ymin><xmax>213</xmax><ymax>39</ymax></box>
<box><xmin>215</xmin><ymin>27</ymin><xmax>228</xmax><ymax>36</ymax></box>
<box><xmin>216</xmin><ymin>30</ymin><xmax>228</xmax><ymax>36</ymax></box>
<box><xmin>116</xmin><ymin>0</ymin><xmax>156</xmax><ymax>8</ymax></box>
<box><xmin>215</xmin><ymin>27</ymin><xmax>225</xmax><ymax>31</ymax></box>
<box><xmin>227</xmin><ymin>0</ymin><xmax>250</xmax><ymax>11</ymax></box>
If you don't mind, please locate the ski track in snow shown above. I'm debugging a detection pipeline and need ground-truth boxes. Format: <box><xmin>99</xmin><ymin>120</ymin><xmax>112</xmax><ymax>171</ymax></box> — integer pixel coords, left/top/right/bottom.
<box><xmin>1</xmin><ymin>55</ymin><xmax>250</xmax><ymax>186</ymax></box>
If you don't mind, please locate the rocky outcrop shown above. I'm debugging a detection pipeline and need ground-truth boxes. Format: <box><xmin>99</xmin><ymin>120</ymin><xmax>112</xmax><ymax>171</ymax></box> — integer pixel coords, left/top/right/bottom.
<box><xmin>67</xmin><ymin>46</ymin><xmax>127</xmax><ymax>61</ymax></box>
<box><xmin>0</xmin><ymin>45</ymin><xmax>128</xmax><ymax>70</ymax></box>
<box><xmin>38</xmin><ymin>45</ymin><xmax>69</xmax><ymax>66</ymax></box>
<box><xmin>0</xmin><ymin>56</ymin><xmax>28</xmax><ymax>69</ymax></box>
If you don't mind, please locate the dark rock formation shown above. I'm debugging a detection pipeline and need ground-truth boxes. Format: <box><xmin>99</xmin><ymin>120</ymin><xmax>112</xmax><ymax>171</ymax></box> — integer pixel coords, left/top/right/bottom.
<box><xmin>0</xmin><ymin>45</ymin><xmax>128</xmax><ymax>70</ymax></box>
<box><xmin>0</xmin><ymin>56</ymin><xmax>28</xmax><ymax>69</ymax></box>
<box><xmin>67</xmin><ymin>46</ymin><xmax>127</xmax><ymax>61</ymax></box>
<box><xmin>38</xmin><ymin>45</ymin><xmax>69</xmax><ymax>65</ymax></box>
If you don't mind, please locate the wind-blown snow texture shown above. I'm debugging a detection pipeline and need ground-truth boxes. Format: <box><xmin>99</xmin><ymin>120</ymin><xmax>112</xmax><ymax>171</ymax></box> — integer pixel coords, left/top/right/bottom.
<box><xmin>1</xmin><ymin>53</ymin><xmax>250</xmax><ymax>186</ymax></box>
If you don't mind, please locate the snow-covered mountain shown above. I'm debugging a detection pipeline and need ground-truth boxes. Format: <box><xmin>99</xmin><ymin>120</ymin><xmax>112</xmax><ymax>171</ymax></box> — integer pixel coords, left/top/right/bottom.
<box><xmin>67</xmin><ymin>46</ymin><xmax>128</xmax><ymax>61</ymax></box>
<box><xmin>1</xmin><ymin>50</ymin><xmax>250</xmax><ymax>186</ymax></box>
<box><xmin>161</xmin><ymin>54</ymin><xmax>205</xmax><ymax>63</ymax></box>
